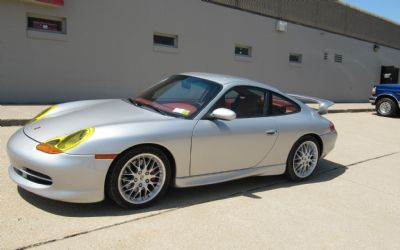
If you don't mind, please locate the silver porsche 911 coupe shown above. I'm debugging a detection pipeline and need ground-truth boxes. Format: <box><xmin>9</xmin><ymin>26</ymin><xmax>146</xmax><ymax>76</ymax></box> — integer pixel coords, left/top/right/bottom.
<box><xmin>8</xmin><ymin>73</ymin><xmax>337</xmax><ymax>208</ymax></box>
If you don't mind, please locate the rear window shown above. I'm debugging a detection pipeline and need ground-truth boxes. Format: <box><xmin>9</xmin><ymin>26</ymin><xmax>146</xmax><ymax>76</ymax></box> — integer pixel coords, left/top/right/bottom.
<box><xmin>270</xmin><ymin>93</ymin><xmax>300</xmax><ymax>115</ymax></box>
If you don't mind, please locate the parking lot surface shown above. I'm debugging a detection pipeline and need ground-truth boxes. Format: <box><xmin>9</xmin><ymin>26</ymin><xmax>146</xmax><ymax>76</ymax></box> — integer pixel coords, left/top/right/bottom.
<box><xmin>1</xmin><ymin>112</ymin><xmax>399</xmax><ymax>249</ymax></box>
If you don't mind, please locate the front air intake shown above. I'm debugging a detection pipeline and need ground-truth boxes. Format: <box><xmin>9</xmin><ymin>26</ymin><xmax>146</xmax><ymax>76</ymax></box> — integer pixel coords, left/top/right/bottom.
<box><xmin>14</xmin><ymin>167</ymin><xmax>53</xmax><ymax>185</ymax></box>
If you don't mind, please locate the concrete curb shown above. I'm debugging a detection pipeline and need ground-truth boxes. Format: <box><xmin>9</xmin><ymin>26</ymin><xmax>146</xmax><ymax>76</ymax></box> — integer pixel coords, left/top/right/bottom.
<box><xmin>0</xmin><ymin>119</ymin><xmax>31</xmax><ymax>127</ymax></box>
<box><xmin>0</xmin><ymin>109</ymin><xmax>375</xmax><ymax>127</ymax></box>
<box><xmin>328</xmin><ymin>108</ymin><xmax>375</xmax><ymax>114</ymax></box>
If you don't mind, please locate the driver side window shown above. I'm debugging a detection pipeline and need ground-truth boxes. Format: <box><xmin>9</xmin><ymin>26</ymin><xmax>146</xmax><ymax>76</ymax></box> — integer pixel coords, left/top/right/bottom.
<box><xmin>215</xmin><ymin>86</ymin><xmax>266</xmax><ymax>118</ymax></box>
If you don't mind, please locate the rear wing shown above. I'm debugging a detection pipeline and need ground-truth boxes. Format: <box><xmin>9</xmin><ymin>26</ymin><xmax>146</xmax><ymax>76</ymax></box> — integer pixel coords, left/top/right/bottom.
<box><xmin>288</xmin><ymin>94</ymin><xmax>334</xmax><ymax>115</ymax></box>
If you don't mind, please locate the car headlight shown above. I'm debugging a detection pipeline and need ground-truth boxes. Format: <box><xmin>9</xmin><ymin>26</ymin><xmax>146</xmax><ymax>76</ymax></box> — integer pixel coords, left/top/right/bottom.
<box><xmin>371</xmin><ymin>87</ymin><xmax>376</xmax><ymax>96</ymax></box>
<box><xmin>30</xmin><ymin>105</ymin><xmax>57</xmax><ymax>123</ymax></box>
<box><xmin>36</xmin><ymin>128</ymin><xmax>94</xmax><ymax>154</ymax></box>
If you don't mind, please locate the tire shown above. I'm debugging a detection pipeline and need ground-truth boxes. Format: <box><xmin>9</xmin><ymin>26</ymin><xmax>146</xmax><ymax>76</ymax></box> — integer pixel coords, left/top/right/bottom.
<box><xmin>106</xmin><ymin>146</ymin><xmax>171</xmax><ymax>209</ymax></box>
<box><xmin>376</xmin><ymin>98</ymin><xmax>398</xmax><ymax>117</ymax></box>
<box><xmin>286</xmin><ymin>136</ymin><xmax>320</xmax><ymax>181</ymax></box>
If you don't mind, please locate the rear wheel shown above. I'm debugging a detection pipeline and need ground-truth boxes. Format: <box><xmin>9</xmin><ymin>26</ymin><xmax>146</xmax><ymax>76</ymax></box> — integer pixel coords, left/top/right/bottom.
<box><xmin>376</xmin><ymin>98</ymin><xmax>398</xmax><ymax>117</ymax></box>
<box><xmin>286</xmin><ymin>136</ymin><xmax>320</xmax><ymax>181</ymax></box>
<box><xmin>106</xmin><ymin>146</ymin><xmax>171</xmax><ymax>209</ymax></box>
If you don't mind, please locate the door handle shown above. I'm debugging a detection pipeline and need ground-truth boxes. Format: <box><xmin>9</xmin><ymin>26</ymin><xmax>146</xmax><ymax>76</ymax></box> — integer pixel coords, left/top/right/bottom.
<box><xmin>265</xmin><ymin>129</ymin><xmax>278</xmax><ymax>135</ymax></box>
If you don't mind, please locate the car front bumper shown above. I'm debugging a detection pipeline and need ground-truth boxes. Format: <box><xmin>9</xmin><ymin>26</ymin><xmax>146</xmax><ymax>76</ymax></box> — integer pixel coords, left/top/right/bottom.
<box><xmin>7</xmin><ymin>128</ymin><xmax>113</xmax><ymax>203</ymax></box>
<box><xmin>369</xmin><ymin>96</ymin><xmax>377</xmax><ymax>105</ymax></box>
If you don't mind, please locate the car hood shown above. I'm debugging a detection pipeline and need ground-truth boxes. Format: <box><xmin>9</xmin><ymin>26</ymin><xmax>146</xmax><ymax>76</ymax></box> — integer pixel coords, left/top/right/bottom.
<box><xmin>24</xmin><ymin>99</ymin><xmax>174</xmax><ymax>142</ymax></box>
<box><xmin>377</xmin><ymin>84</ymin><xmax>400</xmax><ymax>90</ymax></box>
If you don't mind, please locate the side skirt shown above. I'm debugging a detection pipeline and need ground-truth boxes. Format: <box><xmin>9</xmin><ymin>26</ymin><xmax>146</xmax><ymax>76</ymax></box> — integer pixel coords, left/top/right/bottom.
<box><xmin>174</xmin><ymin>163</ymin><xmax>286</xmax><ymax>188</ymax></box>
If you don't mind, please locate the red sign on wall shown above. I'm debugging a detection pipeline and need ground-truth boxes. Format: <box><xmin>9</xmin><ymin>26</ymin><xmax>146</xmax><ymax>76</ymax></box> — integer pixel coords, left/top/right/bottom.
<box><xmin>37</xmin><ymin>0</ymin><xmax>64</xmax><ymax>6</ymax></box>
<box><xmin>25</xmin><ymin>0</ymin><xmax>64</xmax><ymax>7</ymax></box>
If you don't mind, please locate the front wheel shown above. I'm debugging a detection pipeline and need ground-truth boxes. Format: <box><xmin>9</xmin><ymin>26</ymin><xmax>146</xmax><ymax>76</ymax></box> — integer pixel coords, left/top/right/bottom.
<box><xmin>106</xmin><ymin>147</ymin><xmax>171</xmax><ymax>209</ymax></box>
<box><xmin>286</xmin><ymin>136</ymin><xmax>320</xmax><ymax>181</ymax></box>
<box><xmin>376</xmin><ymin>98</ymin><xmax>398</xmax><ymax>117</ymax></box>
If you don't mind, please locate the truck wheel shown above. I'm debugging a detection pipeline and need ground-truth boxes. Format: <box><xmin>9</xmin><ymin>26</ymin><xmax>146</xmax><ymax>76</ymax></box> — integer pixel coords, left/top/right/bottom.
<box><xmin>376</xmin><ymin>98</ymin><xmax>398</xmax><ymax>117</ymax></box>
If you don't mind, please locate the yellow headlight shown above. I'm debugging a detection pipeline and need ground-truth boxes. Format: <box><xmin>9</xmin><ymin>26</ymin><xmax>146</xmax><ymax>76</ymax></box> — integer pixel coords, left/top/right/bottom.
<box><xmin>36</xmin><ymin>128</ymin><xmax>94</xmax><ymax>154</ymax></box>
<box><xmin>56</xmin><ymin>128</ymin><xmax>94</xmax><ymax>151</ymax></box>
<box><xmin>30</xmin><ymin>105</ymin><xmax>56</xmax><ymax>123</ymax></box>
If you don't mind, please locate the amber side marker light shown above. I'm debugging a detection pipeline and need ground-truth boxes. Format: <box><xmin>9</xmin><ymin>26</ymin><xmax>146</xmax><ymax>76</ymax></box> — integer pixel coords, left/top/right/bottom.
<box><xmin>95</xmin><ymin>154</ymin><xmax>118</xmax><ymax>159</ymax></box>
<box><xmin>36</xmin><ymin>143</ymin><xmax>63</xmax><ymax>154</ymax></box>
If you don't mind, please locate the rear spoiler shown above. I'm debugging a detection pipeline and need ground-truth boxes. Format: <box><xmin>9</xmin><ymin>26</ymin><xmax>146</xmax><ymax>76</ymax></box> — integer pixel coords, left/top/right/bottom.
<box><xmin>288</xmin><ymin>94</ymin><xmax>334</xmax><ymax>115</ymax></box>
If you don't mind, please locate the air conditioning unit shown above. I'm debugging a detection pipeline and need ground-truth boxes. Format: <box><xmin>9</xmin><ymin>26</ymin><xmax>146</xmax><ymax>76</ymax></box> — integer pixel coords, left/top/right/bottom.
<box><xmin>276</xmin><ymin>20</ymin><xmax>288</xmax><ymax>32</ymax></box>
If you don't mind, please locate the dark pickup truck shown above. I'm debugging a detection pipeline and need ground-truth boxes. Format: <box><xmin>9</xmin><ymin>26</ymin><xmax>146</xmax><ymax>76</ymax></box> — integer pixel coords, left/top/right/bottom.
<box><xmin>369</xmin><ymin>84</ymin><xmax>400</xmax><ymax>117</ymax></box>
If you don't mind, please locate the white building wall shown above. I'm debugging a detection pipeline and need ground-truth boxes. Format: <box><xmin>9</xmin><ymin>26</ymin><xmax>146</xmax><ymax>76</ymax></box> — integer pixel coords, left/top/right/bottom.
<box><xmin>0</xmin><ymin>0</ymin><xmax>399</xmax><ymax>103</ymax></box>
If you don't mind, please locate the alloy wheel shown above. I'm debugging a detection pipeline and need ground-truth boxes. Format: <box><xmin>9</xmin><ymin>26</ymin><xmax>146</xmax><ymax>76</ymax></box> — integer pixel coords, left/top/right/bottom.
<box><xmin>118</xmin><ymin>153</ymin><xmax>166</xmax><ymax>204</ymax></box>
<box><xmin>293</xmin><ymin>141</ymin><xmax>319</xmax><ymax>178</ymax></box>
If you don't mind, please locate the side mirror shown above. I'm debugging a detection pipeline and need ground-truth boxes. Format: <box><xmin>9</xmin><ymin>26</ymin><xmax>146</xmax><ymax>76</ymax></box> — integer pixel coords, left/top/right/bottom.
<box><xmin>210</xmin><ymin>108</ymin><xmax>236</xmax><ymax>121</ymax></box>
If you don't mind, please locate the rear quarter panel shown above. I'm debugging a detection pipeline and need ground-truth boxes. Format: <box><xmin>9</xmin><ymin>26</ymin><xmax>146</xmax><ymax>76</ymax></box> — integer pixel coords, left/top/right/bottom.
<box><xmin>257</xmin><ymin>107</ymin><xmax>332</xmax><ymax>169</ymax></box>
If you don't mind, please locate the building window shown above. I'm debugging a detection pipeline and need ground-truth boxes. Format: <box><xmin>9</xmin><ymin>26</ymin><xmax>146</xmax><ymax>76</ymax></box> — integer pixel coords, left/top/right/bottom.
<box><xmin>153</xmin><ymin>33</ymin><xmax>178</xmax><ymax>48</ymax></box>
<box><xmin>27</xmin><ymin>14</ymin><xmax>66</xmax><ymax>34</ymax></box>
<box><xmin>323</xmin><ymin>52</ymin><xmax>328</xmax><ymax>60</ymax></box>
<box><xmin>334</xmin><ymin>54</ymin><xmax>343</xmax><ymax>63</ymax></box>
<box><xmin>235</xmin><ymin>45</ymin><xmax>252</xmax><ymax>57</ymax></box>
<box><xmin>289</xmin><ymin>53</ymin><xmax>302</xmax><ymax>64</ymax></box>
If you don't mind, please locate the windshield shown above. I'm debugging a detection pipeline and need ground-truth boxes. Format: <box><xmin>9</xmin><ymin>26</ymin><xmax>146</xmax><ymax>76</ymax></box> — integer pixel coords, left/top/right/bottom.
<box><xmin>132</xmin><ymin>75</ymin><xmax>222</xmax><ymax>119</ymax></box>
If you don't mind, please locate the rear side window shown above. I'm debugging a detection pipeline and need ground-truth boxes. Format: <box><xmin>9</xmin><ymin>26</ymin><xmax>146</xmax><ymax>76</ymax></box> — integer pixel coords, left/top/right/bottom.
<box><xmin>270</xmin><ymin>93</ymin><xmax>300</xmax><ymax>115</ymax></box>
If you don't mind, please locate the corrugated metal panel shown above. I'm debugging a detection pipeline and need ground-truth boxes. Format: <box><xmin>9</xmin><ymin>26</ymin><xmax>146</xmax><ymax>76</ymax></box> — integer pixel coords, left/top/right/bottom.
<box><xmin>315</xmin><ymin>1</ymin><xmax>346</xmax><ymax>34</ymax></box>
<box><xmin>202</xmin><ymin>0</ymin><xmax>400</xmax><ymax>50</ymax></box>
<box><xmin>280</xmin><ymin>0</ymin><xmax>318</xmax><ymax>27</ymax></box>
<box><xmin>238</xmin><ymin>0</ymin><xmax>281</xmax><ymax>17</ymax></box>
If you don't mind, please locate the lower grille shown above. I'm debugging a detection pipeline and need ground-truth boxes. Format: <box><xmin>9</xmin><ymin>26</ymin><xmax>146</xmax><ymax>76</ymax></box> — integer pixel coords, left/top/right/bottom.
<box><xmin>14</xmin><ymin>167</ymin><xmax>53</xmax><ymax>185</ymax></box>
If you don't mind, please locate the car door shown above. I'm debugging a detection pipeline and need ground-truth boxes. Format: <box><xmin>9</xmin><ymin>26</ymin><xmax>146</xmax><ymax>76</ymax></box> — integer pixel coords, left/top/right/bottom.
<box><xmin>190</xmin><ymin>86</ymin><xmax>279</xmax><ymax>176</ymax></box>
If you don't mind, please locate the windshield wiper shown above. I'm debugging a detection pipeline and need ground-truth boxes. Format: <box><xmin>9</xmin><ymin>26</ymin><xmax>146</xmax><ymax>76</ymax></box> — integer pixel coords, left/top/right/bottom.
<box><xmin>128</xmin><ymin>98</ymin><xmax>188</xmax><ymax>118</ymax></box>
<box><xmin>142</xmin><ymin>104</ymin><xmax>168</xmax><ymax>116</ymax></box>
<box><xmin>129</xmin><ymin>99</ymin><xmax>168</xmax><ymax>116</ymax></box>
<box><xmin>128</xmin><ymin>98</ymin><xmax>140</xmax><ymax>106</ymax></box>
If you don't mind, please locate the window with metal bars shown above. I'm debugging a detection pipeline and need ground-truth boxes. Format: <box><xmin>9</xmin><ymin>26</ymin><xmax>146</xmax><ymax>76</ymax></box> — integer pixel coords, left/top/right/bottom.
<box><xmin>27</xmin><ymin>15</ymin><xmax>66</xmax><ymax>34</ymax></box>
<box><xmin>235</xmin><ymin>45</ymin><xmax>252</xmax><ymax>57</ymax></box>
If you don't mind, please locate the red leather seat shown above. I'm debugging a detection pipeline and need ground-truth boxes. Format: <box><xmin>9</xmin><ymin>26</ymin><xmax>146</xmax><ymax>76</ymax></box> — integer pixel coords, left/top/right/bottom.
<box><xmin>231</xmin><ymin>95</ymin><xmax>261</xmax><ymax>117</ymax></box>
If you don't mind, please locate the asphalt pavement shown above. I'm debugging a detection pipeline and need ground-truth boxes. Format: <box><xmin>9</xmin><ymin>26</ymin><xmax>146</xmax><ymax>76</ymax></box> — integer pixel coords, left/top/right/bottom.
<box><xmin>0</xmin><ymin>111</ymin><xmax>399</xmax><ymax>249</ymax></box>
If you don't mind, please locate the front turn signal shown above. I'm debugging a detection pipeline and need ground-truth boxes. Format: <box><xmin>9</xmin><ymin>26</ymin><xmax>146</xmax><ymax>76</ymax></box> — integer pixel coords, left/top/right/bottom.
<box><xmin>36</xmin><ymin>143</ymin><xmax>64</xmax><ymax>154</ymax></box>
